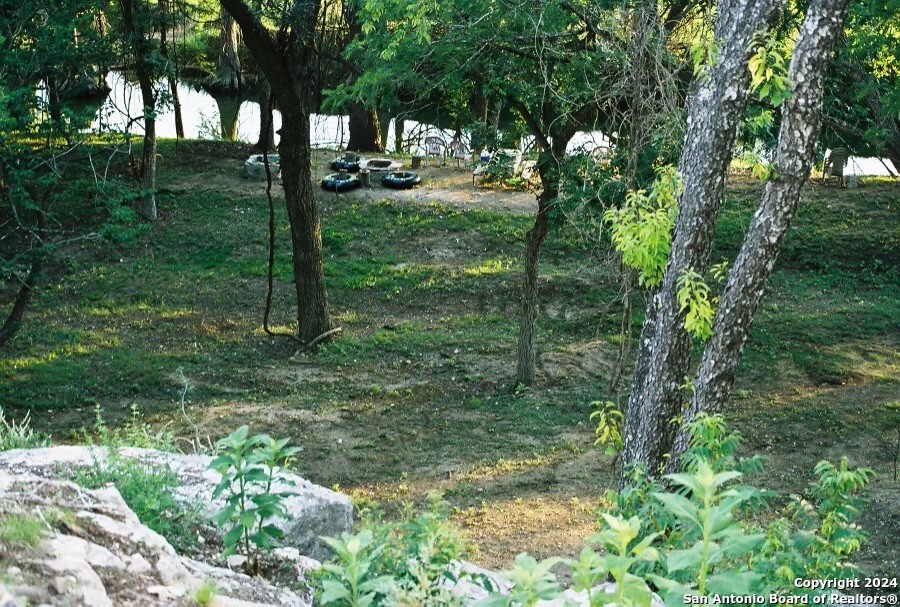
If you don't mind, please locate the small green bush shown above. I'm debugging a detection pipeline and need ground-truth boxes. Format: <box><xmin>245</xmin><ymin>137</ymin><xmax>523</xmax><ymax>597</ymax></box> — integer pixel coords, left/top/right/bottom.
<box><xmin>0</xmin><ymin>408</ymin><xmax>50</xmax><ymax>451</ymax></box>
<box><xmin>317</xmin><ymin>496</ymin><xmax>470</xmax><ymax>607</ymax></box>
<box><xmin>317</xmin><ymin>415</ymin><xmax>874</xmax><ymax>607</ymax></box>
<box><xmin>0</xmin><ymin>513</ymin><xmax>46</xmax><ymax>548</ymax></box>
<box><xmin>81</xmin><ymin>403</ymin><xmax>175</xmax><ymax>451</ymax></box>
<box><xmin>209</xmin><ymin>426</ymin><xmax>301</xmax><ymax>575</ymax></box>
<box><xmin>192</xmin><ymin>580</ymin><xmax>218</xmax><ymax>606</ymax></box>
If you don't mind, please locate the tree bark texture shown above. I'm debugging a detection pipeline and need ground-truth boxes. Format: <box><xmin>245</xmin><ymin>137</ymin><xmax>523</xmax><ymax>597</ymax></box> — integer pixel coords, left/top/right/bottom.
<box><xmin>347</xmin><ymin>102</ymin><xmax>383</xmax><ymax>152</ymax></box>
<box><xmin>119</xmin><ymin>0</ymin><xmax>158</xmax><ymax>221</ymax></box>
<box><xmin>255</xmin><ymin>73</ymin><xmax>275</xmax><ymax>151</ymax></box>
<box><xmin>621</xmin><ymin>0</ymin><xmax>781</xmax><ymax>476</ymax></box>
<box><xmin>217</xmin><ymin>8</ymin><xmax>241</xmax><ymax>92</ymax></box>
<box><xmin>280</xmin><ymin>108</ymin><xmax>331</xmax><ymax>342</ymax></box>
<box><xmin>0</xmin><ymin>189</ymin><xmax>47</xmax><ymax>347</ymax></box>
<box><xmin>215</xmin><ymin>93</ymin><xmax>241</xmax><ymax>141</ymax></box>
<box><xmin>671</xmin><ymin>0</ymin><xmax>851</xmax><ymax>458</ymax></box>
<box><xmin>515</xmin><ymin>193</ymin><xmax>552</xmax><ymax>386</ymax></box>
<box><xmin>394</xmin><ymin>117</ymin><xmax>405</xmax><ymax>154</ymax></box>
<box><xmin>0</xmin><ymin>257</ymin><xmax>41</xmax><ymax>347</ymax></box>
<box><xmin>515</xmin><ymin>133</ymin><xmax>573</xmax><ymax>385</ymax></box>
<box><xmin>220</xmin><ymin>0</ymin><xmax>331</xmax><ymax>344</ymax></box>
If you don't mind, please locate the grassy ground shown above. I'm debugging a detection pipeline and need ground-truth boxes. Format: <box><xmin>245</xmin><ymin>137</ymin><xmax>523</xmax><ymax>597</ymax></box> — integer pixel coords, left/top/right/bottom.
<box><xmin>1</xmin><ymin>141</ymin><xmax>897</xmax><ymax>576</ymax></box>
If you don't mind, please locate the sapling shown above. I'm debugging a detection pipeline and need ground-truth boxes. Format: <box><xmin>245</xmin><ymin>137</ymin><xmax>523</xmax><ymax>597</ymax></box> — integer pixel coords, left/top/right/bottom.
<box><xmin>209</xmin><ymin>425</ymin><xmax>301</xmax><ymax>575</ymax></box>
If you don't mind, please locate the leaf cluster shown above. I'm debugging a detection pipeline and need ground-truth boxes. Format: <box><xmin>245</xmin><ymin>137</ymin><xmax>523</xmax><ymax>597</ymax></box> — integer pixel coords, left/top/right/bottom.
<box><xmin>209</xmin><ymin>425</ymin><xmax>301</xmax><ymax>575</ymax></box>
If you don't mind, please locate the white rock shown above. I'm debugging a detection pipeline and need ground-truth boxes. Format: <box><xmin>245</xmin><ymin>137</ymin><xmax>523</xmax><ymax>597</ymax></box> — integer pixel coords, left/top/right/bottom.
<box><xmin>271</xmin><ymin>547</ymin><xmax>301</xmax><ymax>561</ymax></box>
<box><xmin>125</xmin><ymin>553</ymin><xmax>152</xmax><ymax>574</ymax></box>
<box><xmin>0</xmin><ymin>462</ymin><xmax>313</xmax><ymax>607</ymax></box>
<box><xmin>155</xmin><ymin>554</ymin><xmax>193</xmax><ymax>586</ymax></box>
<box><xmin>0</xmin><ymin>446</ymin><xmax>352</xmax><ymax>560</ymax></box>
<box><xmin>43</xmin><ymin>542</ymin><xmax>113</xmax><ymax>607</ymax></box>
<box><xmin>210</xmin><ymin>596</ymin><xmax>287</xmax><ymax>607</ymax></box>
<box><xmin>449</xmin><ymin>562</ymin><xmax>664</xmax><ymax>607</ymax></box>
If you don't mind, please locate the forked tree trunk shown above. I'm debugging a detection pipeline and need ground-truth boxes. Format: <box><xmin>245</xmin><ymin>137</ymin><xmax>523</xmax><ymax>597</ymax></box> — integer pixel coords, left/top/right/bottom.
<box><xmin>119</xmin><ymin>0</ymin><xmax>158</xmax><ymax>220</ymax></box>
<box><xmin>621</xmin><ymin>0</ymin><xmax>780</xmax><ymax>476</ymax></box>
<box><xmin>347</xmin><ymin>102</ymin><xmax>383</xmax><ymax>152</ymax></box>
<box><xmin>671</xmin><ymin>0</ymin><xmax>851</xmax><ymax>459</ymax></box>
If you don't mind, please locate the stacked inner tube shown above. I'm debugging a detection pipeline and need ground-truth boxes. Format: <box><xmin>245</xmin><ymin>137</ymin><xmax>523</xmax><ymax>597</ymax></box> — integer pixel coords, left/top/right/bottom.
<box><xmin>330</xmin><ymin>157</ymin><xmax>360</xmax><ymax>172</ymax></box>
<box><xmin>381</xmin><ymin>171</ymin><xmax>421</xmax><ymax>190</ymax></box>
<box><xmin>321</xmin><ymin>172</ymin><xmax>361</xmax><ymax>192</ymax></box>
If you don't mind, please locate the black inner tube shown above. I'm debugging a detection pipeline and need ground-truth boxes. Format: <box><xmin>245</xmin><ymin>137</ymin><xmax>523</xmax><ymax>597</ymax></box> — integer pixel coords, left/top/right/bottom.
<box><xmin>381</xmin><ymin>171</ymin><xmax>420</xmax><ymax>189</ymax></box>
<box><xmin>322</xmin><ymin>173</ymin><xmax>360</xmax><ymax>190</ymax></box>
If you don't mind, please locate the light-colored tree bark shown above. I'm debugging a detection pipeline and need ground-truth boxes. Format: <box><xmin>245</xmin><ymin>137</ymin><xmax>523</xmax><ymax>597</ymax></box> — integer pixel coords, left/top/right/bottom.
<box><xmin>621</xmin><ymin>0</ymin><xmax>781</xmax><ymax>475</ymax></box>
<box><xmin>217</xmin><ymin>8</ymin><xmax>241</xmax><ymax>92</ymax></box>
<box><xmin>671</xmin><ymin>0</ymin><xmax>852</xmax><ymax>458</ymax></box>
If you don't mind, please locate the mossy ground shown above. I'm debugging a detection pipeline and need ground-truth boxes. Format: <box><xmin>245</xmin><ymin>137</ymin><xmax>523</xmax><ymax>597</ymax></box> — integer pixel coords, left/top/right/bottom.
<box><xmin>1</xmin><ymin>140</ymin><xmax>897</xmax><ymax>575</ymax></box>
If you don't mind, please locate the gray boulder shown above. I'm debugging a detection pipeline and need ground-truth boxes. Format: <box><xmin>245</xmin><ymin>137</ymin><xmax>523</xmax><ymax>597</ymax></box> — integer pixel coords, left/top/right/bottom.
<box><xmin>0</xmin><ymin>446</ymin><xmax>352</xmax><ymax>561</ymax></box>
<box><xmin>0</xmin><ymin>469</ymin><xmax>311</xmax><ymax>606</ymax></box>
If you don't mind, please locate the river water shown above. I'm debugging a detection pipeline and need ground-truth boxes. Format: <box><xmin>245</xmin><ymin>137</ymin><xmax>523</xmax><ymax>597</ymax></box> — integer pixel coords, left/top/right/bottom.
<box><xmin>92</xmin><ymin>71</ymin><xmax>461</xmax><ymax>153</ymax></box>
<box><xmin>91</xmin><ymin>71</ymin><xmax>894</xmax><ymax>175</ymax></box>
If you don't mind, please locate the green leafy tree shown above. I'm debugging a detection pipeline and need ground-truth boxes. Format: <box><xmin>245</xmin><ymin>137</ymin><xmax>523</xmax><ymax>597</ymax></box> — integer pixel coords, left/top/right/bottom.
<box><xmin>0</xmin><ymin>0</ymin><xmax>121</xmax><ymax>345</ymax></box>
<box><xmin>349</xmin><ymin>0</ymin><xmax>690</xmax><ymax>386</ymax></box>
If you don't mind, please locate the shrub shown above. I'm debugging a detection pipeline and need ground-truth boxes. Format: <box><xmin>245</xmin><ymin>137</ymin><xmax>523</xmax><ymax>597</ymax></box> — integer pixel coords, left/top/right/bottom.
<box><xmin>318</xmin><ymin>415</ymin><xmax>874</xmax><ymax>607</ymax></box>
<box><xmin>317</xmin><ymin>496</ymin><xmax>470</xmax><ymax>607</ymax></box>
<box><xmin>81</xmin><ymin>403</ymin><xmax>175</xmax><ymax>451</ymax></box>
<box><xmin>192</xmin><ymin>580</ymin><xmax>218</xmax><ymax>606</ymax></box>
<box><xmin>0</xmin><ymin>408</ymin><xmax>50</xmax><ymax>451</ymax></box>
<box><xmin>208</xmin><ymin>426</ymin><xmax>301</xmax><ymax>575</ymax></box>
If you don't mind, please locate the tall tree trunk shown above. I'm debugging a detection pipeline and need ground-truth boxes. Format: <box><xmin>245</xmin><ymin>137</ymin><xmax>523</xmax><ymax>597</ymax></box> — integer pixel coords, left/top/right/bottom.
<box><xmin>119</xmin><ymin>0</ymin><xmax>158</xmax><ymax>220</ymax></box>
<box><xmin>378</xmin><ymin>109</ymin><xmax>391</xmax><ymax>151</ymax></box>
<box><xmin>515</xmin><ymin>134</ymin><xmax>572</xmax><ymax>385</ymax></box>
<box><xmin>255</xmin><ymin>73</ymin><xmax>275</xmax><ymax>150</ymax></box>
<box><xmin>515</xmin><ymin>192</ymin><xmax>552</xmax><ymax>386</ymax></box>
<box><xmin>158</xmin><ymin>0</ymin><xmax>184</xmax><ymax>139</ymax></box>
<box><xmin>280</xmin><ymin>108</ymin><xmax>331</xmax><ymax>343</ymax></box>
<box><xmin>489</xmin><ymin>99</ymin><xmax>502</xmax><ymax>143</ymax></box>
<box><xmin>346</xmin><ymin>102</ymin><xmax>383</xmax><ymax>152</ymax></box>
<box><xmin>0</xmin><ymin>258</ymin><xmax>40</xmax><ymax>347</ymax></box>
<box><xmin>46</xmin><ymin>73</ymin><xmax>63</xmax><ymax>125</ymax></box>
<box><xmin>671</xmin><ymin>0</ymin><xmax>851</xmax><ymax>459</ymax></box>
<box><xmin>217</xmin><ymin>8</ymin><xmax>241</xmax><ymax>92</ymax></box>
<box><xmin>220</xmin><ymin>0</ymin><xmax>331</xmax><ymax>344</ymax></box>
<box><xmin>140</xmin><ymin>114</ymin><xmax>158</xmax><ymax>219</ymax></box>
<box><xmin>621</xmin><ymin>0</ymin><xmax>780</xmax><ymax>476</ymax></box>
